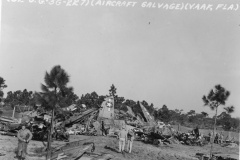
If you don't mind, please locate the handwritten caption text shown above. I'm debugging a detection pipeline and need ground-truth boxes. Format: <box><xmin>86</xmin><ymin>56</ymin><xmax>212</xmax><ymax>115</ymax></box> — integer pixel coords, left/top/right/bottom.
<box><xmin>6</xmin><ymin>0</ymin><xmax>239</xmax><ymax>11</ymax></box>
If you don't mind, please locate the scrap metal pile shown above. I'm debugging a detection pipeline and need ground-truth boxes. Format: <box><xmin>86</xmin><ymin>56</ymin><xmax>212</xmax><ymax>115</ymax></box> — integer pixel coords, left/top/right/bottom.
<box><xmin>0</xmin><ymin>107</ymin><xmax>229</xmax><ymax>149</ymax></box>
<box><xmin>133</xmin><ymin>124</ymin><xmax>212</xmax><ymax>147</ymax></box>
<box><xmin>0</xmin><ymin>107</ymin><xmax>101</xmax><ymax>141</ymax></box>
<box><xmin>1</xmin><ymin>99</ymin><xmax>238</xmax><ymax>151</ymax></box>
<box><xmin>195</xmin><ymin>152</ymin><xmax>239</xmax><ymax>160</ymax></box>
<box><xmin>0</xmin><ymin>116</ymin><xmax>21</xmax><ymax>136</ymax></box>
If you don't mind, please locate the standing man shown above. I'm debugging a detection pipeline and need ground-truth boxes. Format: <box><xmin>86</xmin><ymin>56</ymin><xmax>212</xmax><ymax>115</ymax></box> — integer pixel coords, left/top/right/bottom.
<box><xmin>219</xmin><ymin>132</ymin><xmax>224</xmax><ymax>144</ymax></box>
<box><xmin>215</xmin><ymin>132</ymin><xmax>220</xmax><ymax>144</ymax></box>
<box><xmin>208</xmin><ymin>131</ymin><xmax>213</xmax><ymax>144</ymax></box>
<box><xmin>118</xmin><ymin>126</ymin><xmax>128</xmax><ymax>153</ymax></box>
<box><xmin>127</xmin><ymin>129</ymin><xmax>134</xmax><ymax>153</ymax></box>
<box><xmin>101</xmin><ymin>120</ymin><xmax>105</xmax><ymax>136</ymax></box>
<box><xmin>17</xmin><ymin>124</ymin><xmax>33</xmax><ymax>160</ymax></box>
<box><xmin>194</xmin><ymin>126</ymin><xmax>200</xmax><ymax>139</ymax></box>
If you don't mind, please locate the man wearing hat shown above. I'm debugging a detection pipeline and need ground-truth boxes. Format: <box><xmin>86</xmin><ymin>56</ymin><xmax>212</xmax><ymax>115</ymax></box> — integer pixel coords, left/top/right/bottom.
<box><xmin>17</xmin><ymin>124</ymin><xmax>33</xmax><ymax>160</ymax></box>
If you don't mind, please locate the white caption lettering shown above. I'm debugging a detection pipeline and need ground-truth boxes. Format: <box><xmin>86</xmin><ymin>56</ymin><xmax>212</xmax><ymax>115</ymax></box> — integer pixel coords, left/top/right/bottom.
<box><xmin>5</xmin><ymin>0</ymin><xmax>239</xmax><ymax>11</ymax></box>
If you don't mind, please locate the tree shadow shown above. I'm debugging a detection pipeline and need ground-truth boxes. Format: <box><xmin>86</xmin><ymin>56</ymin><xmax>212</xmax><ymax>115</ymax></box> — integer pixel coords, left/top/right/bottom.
<box><xmin>13</xmin><ymin>149</ymin><xmax>21</xmax><ymax>160</ymax></box>
<box><xmin>29</xmin><ymin>146</ymin><xmax>45</xmax><ymax>154</ymax></box>
<box><xmin>141</xmin><ymin>139</ymin><xmax>174</xmax><ymax>148</ymax></box>
<box><xmin>104</xmin><ymin>145</ymin><xmax>119</xmax><ymax>153</ymax></box>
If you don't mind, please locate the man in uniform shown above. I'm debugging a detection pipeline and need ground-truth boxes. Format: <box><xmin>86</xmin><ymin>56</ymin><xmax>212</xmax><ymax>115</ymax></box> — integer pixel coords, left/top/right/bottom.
<box><xmin>17</xmin><ymin>124</ymin><xmax>33</xmax><ymax>160</ymax></box>
<box><xmin>127</xmin><ymin>129</ymin><xmax>134</xmax><ymax>153</ymax></box>
<box><xmin>215</xmin><ymin>132</ymin><xmax>220</xmax><ymax>144</ymax></box>
<box><xmin>194</xmin><ymin>126</ymin><xmax>200</xmax><ymax>139</ymax></box>
<box><xmin>101</xmin><ymin>120</ymin><xmax>105</xmax><ymax>136</ymax></box>
<box><xmin>219</xmin><ymin>131</ymin><xmax>224</xmax><ymax>144</ymax></box>
<box><xmin>118</xmin><ymin>126</ymin><xmax>128</xmax><ymax>153</ymax></box>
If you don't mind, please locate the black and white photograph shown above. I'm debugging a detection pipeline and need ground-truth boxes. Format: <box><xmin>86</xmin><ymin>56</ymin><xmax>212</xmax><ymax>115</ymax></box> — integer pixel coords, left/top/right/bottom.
<box><xmin>0</xmin><ymin>0</ymin><xmax>239</xmax><ymax>159</ymax></box>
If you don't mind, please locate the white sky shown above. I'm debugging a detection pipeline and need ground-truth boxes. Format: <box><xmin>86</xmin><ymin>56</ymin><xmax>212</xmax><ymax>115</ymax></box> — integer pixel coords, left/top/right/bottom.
<box><xmin>0</xmin><ymin>0</ymin><xmax>240</xmax><ymax>117</ymax></box>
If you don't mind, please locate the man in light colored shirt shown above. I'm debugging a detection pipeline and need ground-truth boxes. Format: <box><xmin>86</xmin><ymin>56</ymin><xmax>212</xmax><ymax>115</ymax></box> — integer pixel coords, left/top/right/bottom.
<box><xmin>118</xmin><ymin>126</ymin><xmax>128</xmax><ymax>153</ymax></box>
<box><xmin>17</xmin><ymin>124</ymin><xmax>33</xmax><ymax>160</ymax></box>
<box><xmin>127</xmin><ymin>129</ymin><xmax>134</xmax><ymax>153</ymax></box>
<box><xmin>219</xmin><ymin>132</ymin><xmax>224</xmax><ymax>144</ymax></box>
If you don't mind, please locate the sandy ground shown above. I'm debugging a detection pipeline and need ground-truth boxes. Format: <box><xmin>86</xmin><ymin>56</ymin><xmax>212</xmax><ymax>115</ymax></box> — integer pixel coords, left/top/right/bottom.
<box><xmin>0</xmin><ymin>134</ymin><xmax>239</xmax><ymax>160</ymax></box>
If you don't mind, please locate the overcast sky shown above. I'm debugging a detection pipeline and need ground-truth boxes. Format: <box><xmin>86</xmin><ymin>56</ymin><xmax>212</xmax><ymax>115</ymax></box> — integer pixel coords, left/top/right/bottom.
<box><xmin>1</xmin><ymin>0</ymin><xmax>239</xmax><ymax>117</ymax></box>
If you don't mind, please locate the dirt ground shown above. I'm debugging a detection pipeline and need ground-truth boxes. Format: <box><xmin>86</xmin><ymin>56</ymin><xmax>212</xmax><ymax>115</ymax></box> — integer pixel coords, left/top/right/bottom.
<box><xmin>0</xmin><ymin>134</ymin><xmax>239</xmax><ymax>160</ymax></box>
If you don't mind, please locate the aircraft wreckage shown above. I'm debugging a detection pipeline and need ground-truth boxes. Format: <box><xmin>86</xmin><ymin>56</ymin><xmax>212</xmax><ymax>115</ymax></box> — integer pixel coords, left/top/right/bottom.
<box><xmin>1</xmin><ymin>97</ymin><xmax>239</xmax><ymax>160</ymax></box>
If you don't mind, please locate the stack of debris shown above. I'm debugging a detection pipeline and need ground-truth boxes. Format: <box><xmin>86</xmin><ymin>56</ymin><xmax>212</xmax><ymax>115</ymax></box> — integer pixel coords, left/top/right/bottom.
<box><xmin>144</xmin><ymin>125</ymin><xmax>180</xmax><ymax>146</ymax></box>
<box><xmin>195</xmin><ymin>153</ymin><xmax>239</xmax><ymax>160</ymax></box>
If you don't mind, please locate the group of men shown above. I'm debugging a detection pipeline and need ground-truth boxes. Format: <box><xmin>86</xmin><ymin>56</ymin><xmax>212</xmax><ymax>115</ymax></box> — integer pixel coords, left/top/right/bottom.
<box><xmin>208</xmin><ymin>131</ymin><xmax>224</xmax><ymax>144</ymax></box>
<box><xmin>15</xmin><ymin>122</ymin><xmax>135</xmax><ymax>160</ymax></box>
<box><xmin>118</xmin><ymin>126</ymin><xmax>134</xmax><ymax>154</ymax></box>
<box><xmin>215</xmin><ymin>132</ymin><xmax>224</xmax><ymax>144</ymax></box>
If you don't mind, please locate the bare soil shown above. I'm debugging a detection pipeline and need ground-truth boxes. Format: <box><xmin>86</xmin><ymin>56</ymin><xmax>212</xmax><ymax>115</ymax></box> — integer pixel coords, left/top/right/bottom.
<box><xmin>0</xmin><ymin>134</ymin><xmax>239</xmax><ymax>160</ymax></box>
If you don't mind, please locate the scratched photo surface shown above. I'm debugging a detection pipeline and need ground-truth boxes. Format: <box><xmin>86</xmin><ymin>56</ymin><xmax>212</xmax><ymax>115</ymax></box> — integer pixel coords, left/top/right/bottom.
<box><xmin>0</xmin><ymin>0</ymin><xmax>240</xmax><ymax>159</ymax></box>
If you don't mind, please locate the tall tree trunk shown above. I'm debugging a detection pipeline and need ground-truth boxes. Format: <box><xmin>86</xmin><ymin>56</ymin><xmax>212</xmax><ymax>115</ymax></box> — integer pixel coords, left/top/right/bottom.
<box><xmin>47</xmin><ymin>87</ymin><xmax>58</xmax><ymax>159</ymax></box>
<box><xmin>47</xmin><ymin>108</ymin><xmax>55</xmax><ymax>160</ymax></box>
<box><xmin>210</xmin><ymin>107</ymin><xmax>218</xmax><ymax>158</ymax></box>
